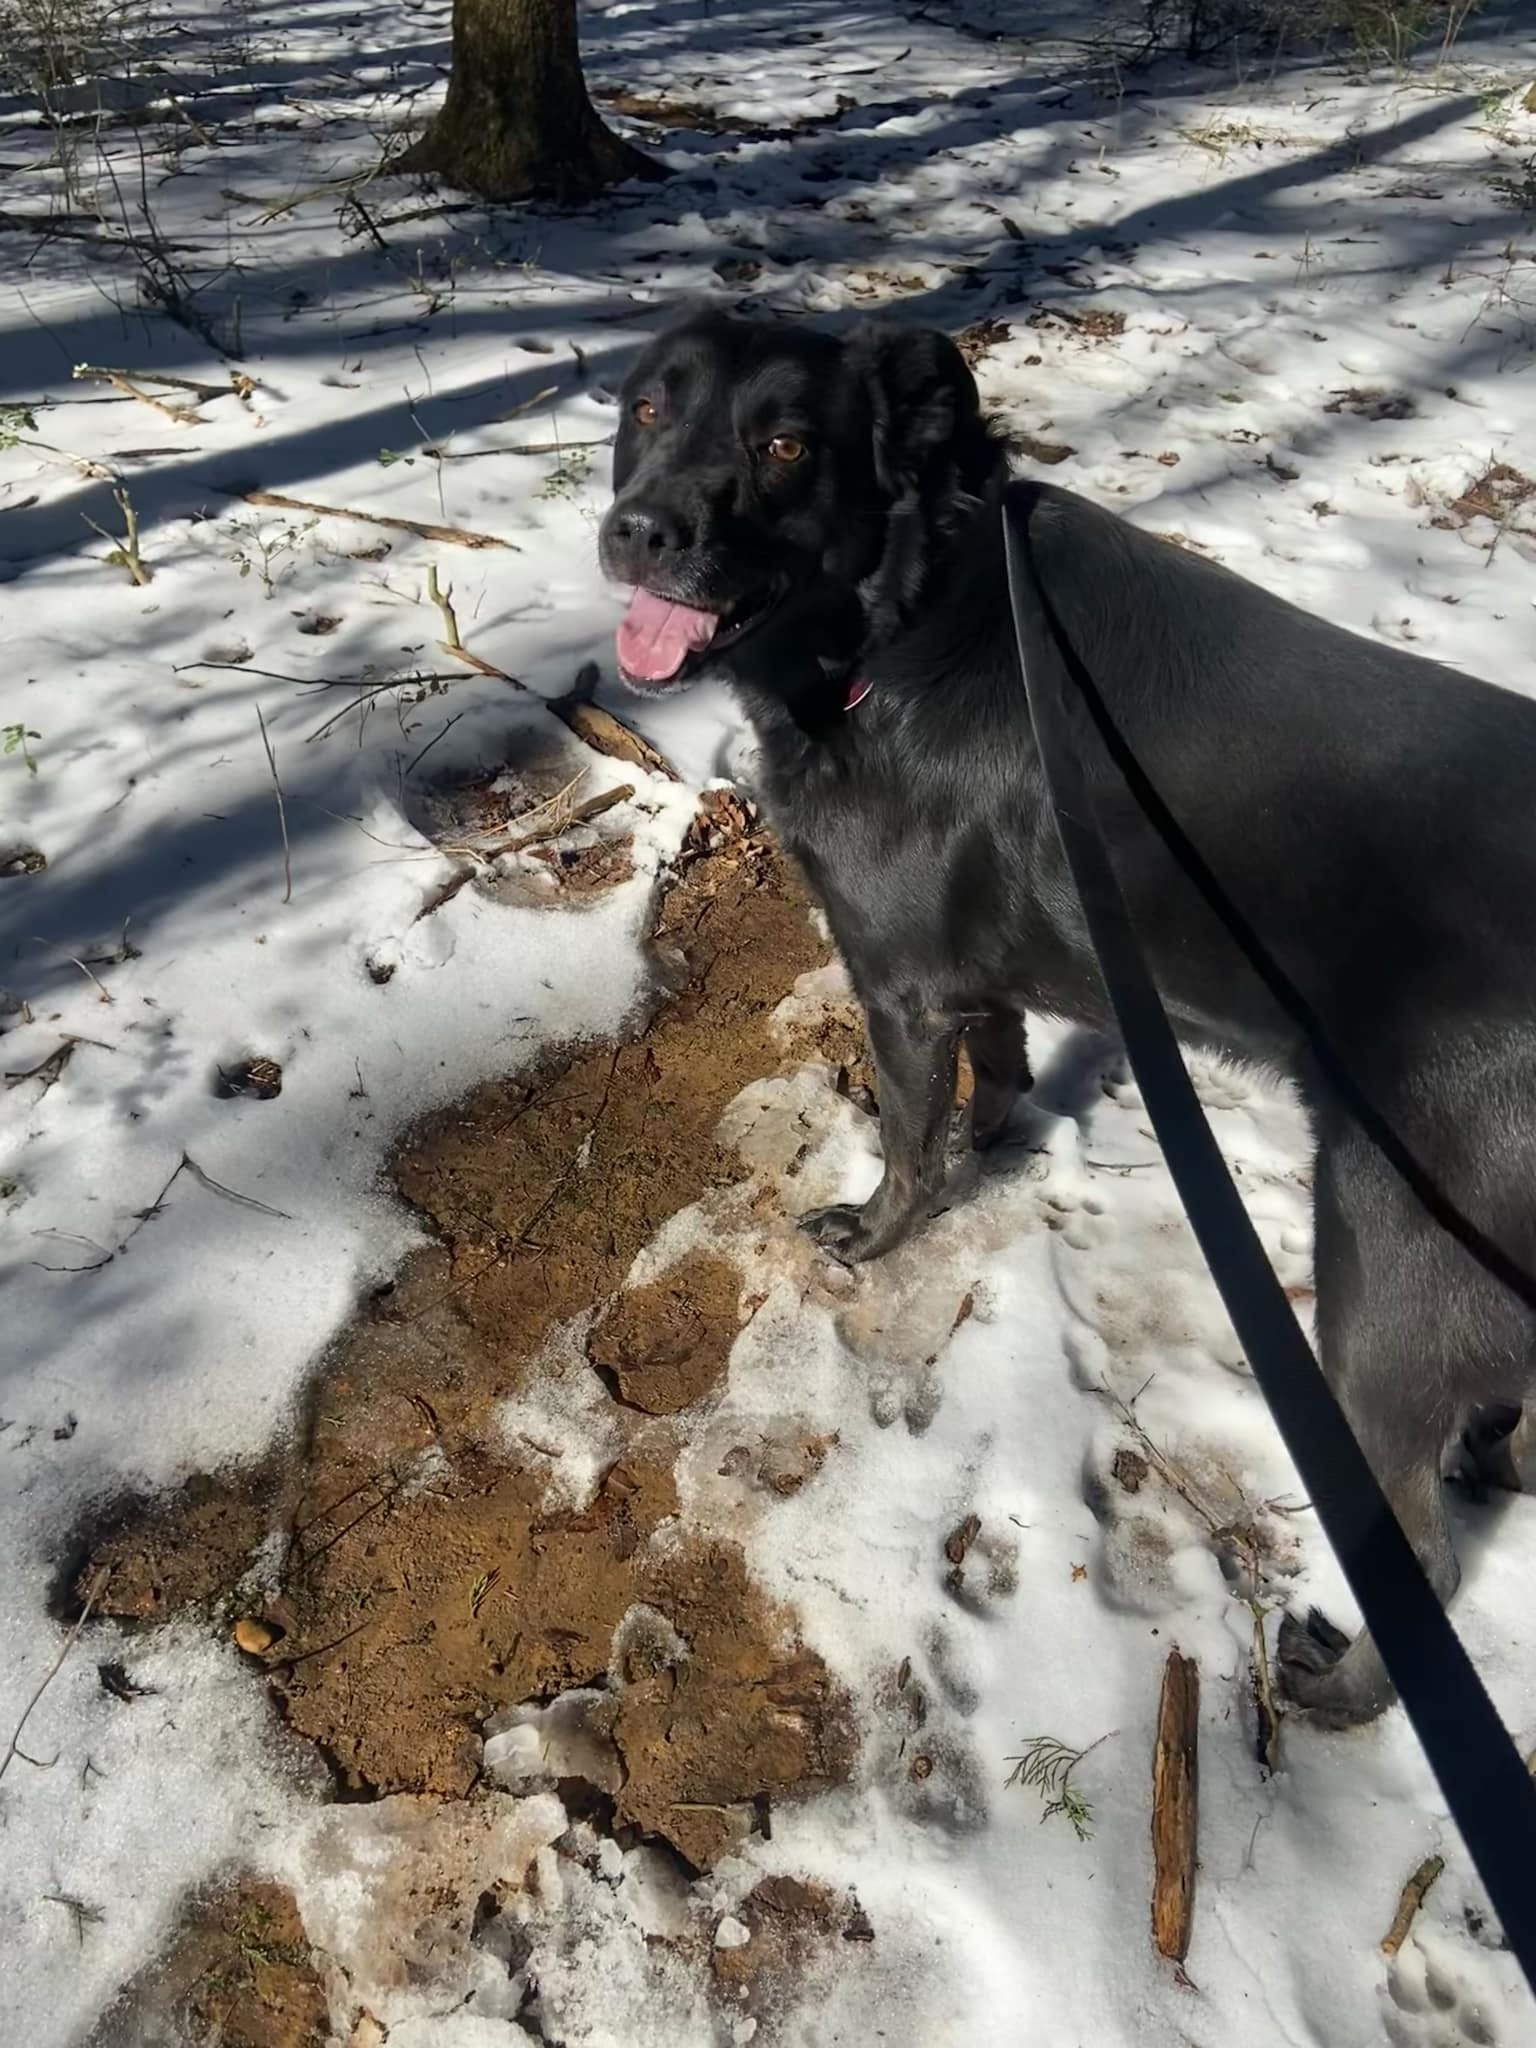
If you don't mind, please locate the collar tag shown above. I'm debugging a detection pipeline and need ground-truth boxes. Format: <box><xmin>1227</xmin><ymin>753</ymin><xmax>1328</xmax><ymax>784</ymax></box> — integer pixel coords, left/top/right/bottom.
<box><xmin>844</xmin><ymin>675</ymin><xmax>872</xmax><ymax>711</ymax></box>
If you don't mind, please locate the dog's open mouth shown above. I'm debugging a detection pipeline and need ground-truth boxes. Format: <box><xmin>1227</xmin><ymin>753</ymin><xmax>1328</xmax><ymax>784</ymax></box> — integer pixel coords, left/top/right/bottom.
<box><xmin>615</xmin><ymin>584</ymin><xmax>779</xmax><ymax>690</ymax></box>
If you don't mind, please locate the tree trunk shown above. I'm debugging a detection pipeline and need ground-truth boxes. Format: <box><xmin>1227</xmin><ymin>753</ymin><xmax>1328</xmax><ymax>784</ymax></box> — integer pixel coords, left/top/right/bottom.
<box><xmin>403</xmin><ymin>0</ymin><xmax>658</xmax><ymax>202</ymax></box>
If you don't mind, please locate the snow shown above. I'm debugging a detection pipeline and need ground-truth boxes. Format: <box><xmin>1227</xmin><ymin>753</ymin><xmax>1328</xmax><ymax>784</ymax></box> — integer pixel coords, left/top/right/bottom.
<box><xmin>3</xmin><ymin>0</ymin><xmax>1536</xmax><ymax>2041</ymax></box>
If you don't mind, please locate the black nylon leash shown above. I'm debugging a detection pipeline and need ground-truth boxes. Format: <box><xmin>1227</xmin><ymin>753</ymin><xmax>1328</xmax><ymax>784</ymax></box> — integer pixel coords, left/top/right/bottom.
<box><xmin>1002</xmin><ymin>482</ymin><xmax>1536</xmax><ymax>1993</ymax></box>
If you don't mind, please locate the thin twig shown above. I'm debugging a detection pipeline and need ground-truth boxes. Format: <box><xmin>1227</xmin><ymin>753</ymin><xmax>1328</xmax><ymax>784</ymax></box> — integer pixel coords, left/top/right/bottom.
<box><xmin>227</xmin><ymin>489</ymin><xmax>519</xmax><ymax>552</ymax></box>
<box><xmin>1</xmin><ymin>1569</ymin><xmax>109</xmax><ymax>1786</ymax></box>
<box><xmin>179</xmin><ymin>1152</ymin><xmax>293</xmax><ymax>1220</ymax></box>
<box><xmin>346</xmin><ymin>191</ymin><xmax>390</xmax><ymax>253</ymax></box>
<box><xmin>39</xmin><ymin>1150</ymin><xmax>293</xmax><ymax>1279</ymax></box>
<box><xmin>255</xmin><ymin>706</ymin><xmax>292</xmax><ymax>904</ymax></box>
<box><xmin>402</xmin><ymin>711</ymin><xmax>464</xmax><ymax>779</ymax></box>
<box><xmin>424</xmin><ymin>564</ymin><xmax>525</xmax><ymax>682</ymax></box>
<box><xmin>304</xmin><ymin>678</ymin><xmax>459</xmax><ymax>747</ymax></box>
<box><xmin>82</xmin><ymin>486</ymin><xmax>151</xmax><ymax>585</ymax></box>
<box><xmin>495</xmin><ymin>384</ymin><xmax>561</xmax><ymax>420</ymax></box>
<box><xmin>427</xmin><ymin>562</ymin><xmax>465</xmax><ymax>651</ymax></box>
<box><xmin>41</xmin><ymin>1893</ymin><xmax>105</xmax><ymax>1944</ymax></box>
<box><xmin>4</xmin><ymin>1035</ymin><xmax>114</xmax><ymax>1093</ymax></box>
<box><xmin>29</xmin><ymin>940</ymin><xmax>116</xmax><ymax>1004</ymax></box>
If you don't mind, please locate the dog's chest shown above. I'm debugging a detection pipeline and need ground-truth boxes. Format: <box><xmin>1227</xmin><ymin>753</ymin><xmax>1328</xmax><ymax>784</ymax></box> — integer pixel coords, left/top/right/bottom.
<box><xmin>756</xmin><ymin>735</ymin><xmax>1032</xmax><ymax>1004</ymax></box>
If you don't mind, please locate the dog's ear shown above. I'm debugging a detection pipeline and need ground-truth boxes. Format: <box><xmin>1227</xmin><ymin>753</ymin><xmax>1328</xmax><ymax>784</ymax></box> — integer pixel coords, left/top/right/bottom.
<box><xmin>849</xmin><ymin>325</ymin><xmax>982</xmax><ymax>497</ymax></box>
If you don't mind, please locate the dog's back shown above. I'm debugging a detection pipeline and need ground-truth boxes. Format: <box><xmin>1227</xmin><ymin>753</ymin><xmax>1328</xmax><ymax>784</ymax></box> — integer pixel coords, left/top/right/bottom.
<box><xmin>1015</xmin><ymin>483</ymin><xmax>1536</xmax><ymax>1065</ymax></box>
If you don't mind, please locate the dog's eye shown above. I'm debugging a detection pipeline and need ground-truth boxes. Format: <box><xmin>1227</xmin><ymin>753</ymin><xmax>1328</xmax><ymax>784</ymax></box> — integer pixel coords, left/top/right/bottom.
<box><xmin>766</xmin><ymin>434</ymin><xmax>807</xmax><ymax>464</ymax></box>
<box><xmin>632</xmin><ymin>397</ymin><xmax>658</xmax><ymax>427</ymax></box>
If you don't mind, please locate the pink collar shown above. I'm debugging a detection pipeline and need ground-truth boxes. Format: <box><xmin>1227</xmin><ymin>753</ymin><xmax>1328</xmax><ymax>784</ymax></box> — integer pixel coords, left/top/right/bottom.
<box><xmin>845</xmin><ymin>674</ymin><xmax>872</xmax><ymax>711</ymax></box>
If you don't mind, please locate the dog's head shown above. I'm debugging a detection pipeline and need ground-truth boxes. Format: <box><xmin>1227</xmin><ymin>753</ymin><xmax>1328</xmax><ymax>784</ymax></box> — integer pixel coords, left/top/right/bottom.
<box><xmin>598</xmin><ymin>310</ymin><xmax>1000</xmax><ymax>696</ymax></box>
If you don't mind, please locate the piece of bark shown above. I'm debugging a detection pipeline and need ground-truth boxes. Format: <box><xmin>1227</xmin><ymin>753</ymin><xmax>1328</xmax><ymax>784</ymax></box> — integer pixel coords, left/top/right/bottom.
<box><xmin>1381</xmin><ymin>1855</ymin><xmax>1444</xmax><ymax>1957</ymax></box>
<box><xmin>554</xmin><ymin>700</ymin><xmax>678</xmax><ymax>780</ymax></box>
<box><xmin>1151</xmin><ymin>1649</ymin><xmax>1199</xmax><ymax>1962</ymax></box>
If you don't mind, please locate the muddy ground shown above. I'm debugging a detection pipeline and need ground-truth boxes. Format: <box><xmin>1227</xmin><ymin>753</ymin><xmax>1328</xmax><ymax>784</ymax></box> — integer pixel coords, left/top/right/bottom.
<box><xmin>70</xmin><ymin>787</ymin><xmax>896</xmax><ymax>2044</ymax></box>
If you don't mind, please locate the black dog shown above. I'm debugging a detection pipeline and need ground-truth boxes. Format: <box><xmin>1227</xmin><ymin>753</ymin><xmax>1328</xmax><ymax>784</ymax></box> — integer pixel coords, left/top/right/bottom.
<box><xmin>598</xmin><ymin>307</ymin><xmax>1536</xmax><ymax>1727</ymax></box>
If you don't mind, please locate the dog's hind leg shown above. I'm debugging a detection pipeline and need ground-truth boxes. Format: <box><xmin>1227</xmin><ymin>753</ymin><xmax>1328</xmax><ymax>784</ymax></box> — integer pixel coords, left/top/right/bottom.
<box><xmin>803</xmin><ymin>1001</ymin><xmax>959</xmax><ymax>1262</ymax></box>
<box><xmin>965</xmin><ymin>1012</ymin><xmax>1031</xmax><ymax>1150</ymax></box>
<box><xmin>1278</xmin><ymin>1118</ymin><xmax>1465</xmax><ymax>1727</ymax></box>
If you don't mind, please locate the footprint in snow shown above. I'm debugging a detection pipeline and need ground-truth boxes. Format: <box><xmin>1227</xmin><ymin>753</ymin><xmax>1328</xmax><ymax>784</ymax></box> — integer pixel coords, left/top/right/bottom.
<box><xmin>1382</xmin><ymin>1926</ymin><xmax>1501</xmax><ymax>2048</ymax></box>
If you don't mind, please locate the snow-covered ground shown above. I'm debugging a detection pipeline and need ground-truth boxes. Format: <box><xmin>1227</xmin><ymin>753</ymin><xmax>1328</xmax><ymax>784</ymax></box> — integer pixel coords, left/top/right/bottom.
<box><xmin>3</xmin><ymin>0</ymin><xmax>1536</xmax><ymax>2042</ymax></box>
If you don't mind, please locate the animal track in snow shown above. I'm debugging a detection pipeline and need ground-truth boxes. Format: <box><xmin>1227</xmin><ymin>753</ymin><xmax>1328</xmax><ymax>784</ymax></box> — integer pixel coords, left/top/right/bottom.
<box><xmin>1382</xmin><ymin>1927</ymin><xmax>1501</xmax><ymax>2048</ymax></box>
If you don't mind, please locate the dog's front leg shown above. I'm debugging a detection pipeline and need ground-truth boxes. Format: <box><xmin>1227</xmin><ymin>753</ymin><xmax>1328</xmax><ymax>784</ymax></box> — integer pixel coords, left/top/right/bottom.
<box><xmin>803</xmin><ymin>1001</ymin><xmax>959</xmax><ymax>1263</ymax></box>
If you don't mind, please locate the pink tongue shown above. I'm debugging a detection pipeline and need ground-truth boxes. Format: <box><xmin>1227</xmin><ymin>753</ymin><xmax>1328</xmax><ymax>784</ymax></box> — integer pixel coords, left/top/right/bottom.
<box><xmin>616</xmin><ymin>588</ymin><xmax>719</xmax><ymax>682</ymax></box>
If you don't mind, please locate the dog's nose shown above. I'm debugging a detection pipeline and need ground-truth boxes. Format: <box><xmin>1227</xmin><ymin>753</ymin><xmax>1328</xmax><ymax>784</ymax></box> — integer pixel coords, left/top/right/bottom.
<box><xmin>601</xmin><ymin>501</ymin><xmax>693</xmax><ymax>579</ymax></box>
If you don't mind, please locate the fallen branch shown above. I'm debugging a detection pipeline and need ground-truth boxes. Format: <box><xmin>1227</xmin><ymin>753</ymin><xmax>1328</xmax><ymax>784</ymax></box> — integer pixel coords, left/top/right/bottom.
<box><xmin>1381</xmin><ymin>1855</ymin><xmax>1445</xmax><ymax>1956</ymax></box>
<box><xmin>71</xmin><ymin>367</ymin><xmax>198</xmax><ymax>426</ymax></box>
<box><xmin>255</xmin><ymin>706</ymin><xmax>292</xmax><ymax>904</ymax></box>
<box><xmin>415</xmin><ymin>783</ymin><xmax>634</xmax><ymax>922</ymax></box>
<box><xmin>494</xmin><ymin>780</ymin><xmax>632</xmax><ymax>856</ymax></box>
<box><xmin>422</xmin><ymin>436</ymin><xmax>614</xmax><ymax>462</ymax></box>
<box><xmin>1</xmin><ymin>1569</ymin><xmax>109</xmax><ymax>1786</ymax></box>
<box><xmin>73</xmin><ymin>364</ymin><xmax>256</xmax><ymax>405</ymax></box>
<box><xmin>0</xmin><ymin>210</ymin><xmax>191</xmax><ymax>256</ymax></box>
<box><xmin>1151</xmin><ymin>1650</ymin><xmax>1199</xmax><ymax>1962</ymax></box>
<box><xmin>228</xmin><ymin>489</ymin><xmax>519</xmax><ymax>551</ymax></box>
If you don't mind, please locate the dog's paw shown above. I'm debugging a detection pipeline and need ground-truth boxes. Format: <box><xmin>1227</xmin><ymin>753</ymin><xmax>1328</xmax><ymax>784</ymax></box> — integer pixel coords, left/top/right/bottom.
<box><xmin>1277</xmin><ymin>1605</ymin><xmax>1351</xmax><ymax>1677</ymax></box>
<box><xmin>800</xmin><ymin>1203</ymin><xmax>886</xmax><ymax>1264</ymax></box>
<box><xmin>1278</xmin><ymin>1606</ymin><xmax>1393</xmax><ymax>1727</ymax></box>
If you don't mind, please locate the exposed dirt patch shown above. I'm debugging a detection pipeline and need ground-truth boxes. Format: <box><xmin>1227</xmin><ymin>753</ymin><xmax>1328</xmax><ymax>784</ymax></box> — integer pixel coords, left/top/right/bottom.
<box><xmin>72</xmin><ymin>813</ymin><xmax>856</xmax><ymax>1863</ymax></box>
<box><xmin>1323</xmin><ymin>386</ymin><xmax>1416</xmax><ymax>421</ymax></box>
<box><xmin>86</xmin><ymin>1877</ymin><xmax>327</xmax><ymax>2048</ymax></box>
<box><xmin>588</xmin><ymin>1251</ymin><xmax>743</xmax><ymax>1414</ymax></box>
<box><xmin>956</xmin><ymin>314</ymin><xmax>1011</xmax><ymax>366</ymax></box>
<box><xmin>711</xmin><ymin>1875</ymin><xmax>873</xmax><ymax>2037</ymax></box>
<box><xmin>73</xmin><ymin>1468</ymin><xmax>277</xmax><ymax>1622</ymax></box>
<box><xmin>1441</xmin><ymin>459</ymin><xmax>1536</xmax><ymax>527</ymax></box>
<box><xmin>510</xmin><ymin>829</ymin><xmax>637</xmax><ymax>901</ymax></box>
<box><xmin>595</xmin><ymin>85</ymin><xmax>745</xmax><ymax>134</ymax></box>
<box><xmin>1016</xmin><ymin>431</ymin><xmax>1076</xmax><ymax>466</ymax></box>
<box><xmin>1027</xmin><ymin>303</ymin><xmax>1127</xmax><ymax>341</ymax></box>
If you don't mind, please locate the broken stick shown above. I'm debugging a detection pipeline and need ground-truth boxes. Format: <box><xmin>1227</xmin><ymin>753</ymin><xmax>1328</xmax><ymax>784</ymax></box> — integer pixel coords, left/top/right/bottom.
<box><xmin>227</xmin><ymin>489</ymin><xmax>520</xmax><ymax>551</ymax></box>
<box><xmin>414</xmin><ymin>784</ymin><xmax>634</xmax><ymax>922</ymax></box>
<box><xmin>493</xmin><ymin>781</ymin><xmax>632</xmax><ymax>856</ymax></box>
<box><xmin>1151</xmin><ymin>1649</ymin><xmax>1199</xmax><ymax>1962</ymax></box>
<box><xmin>1381</xmin><ymin>1855</ymin><xmax>1445</xmax><ymax>1956</ymax></box>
